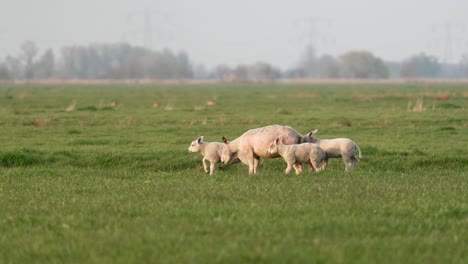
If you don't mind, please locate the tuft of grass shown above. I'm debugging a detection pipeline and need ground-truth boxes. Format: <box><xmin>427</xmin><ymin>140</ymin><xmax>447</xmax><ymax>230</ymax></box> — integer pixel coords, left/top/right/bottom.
<box><xmin>0</xmin><ymin>149</ymin><xmax>48</xmax><ymax>167</ymax></box>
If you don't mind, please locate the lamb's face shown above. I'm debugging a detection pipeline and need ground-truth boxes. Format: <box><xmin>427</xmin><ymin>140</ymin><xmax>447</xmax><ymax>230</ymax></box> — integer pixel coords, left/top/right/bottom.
<box><xmin>188</xmin><ymin>136</ymin><xmax>203</xmax><ymax>153</ymax></box>
<box><xmin>267</xmin><ymin>142</ymin><xmax>278</xmax><ymax>155</ymax></box>
<box><xmin>302</xmin><ymin>129</ymin><xmax>319</xmax><ymax>143</ymax></box>
<box><xmin>302</xmin><ymin>134</ymin><xmax>319</xmax><ymax>143</ymax></box>
<box><xmin>187</xmin><ymin>140</ymin><xmax>200</xmax><ymax>153</ymax></box>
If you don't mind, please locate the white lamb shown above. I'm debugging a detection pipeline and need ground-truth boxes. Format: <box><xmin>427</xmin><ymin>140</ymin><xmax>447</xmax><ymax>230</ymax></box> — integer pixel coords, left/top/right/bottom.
<box><xmin>267</xmin><ymin>138</ymin><xmax>326</xmax><ymax>175</ymax></box>
<box><xmin>188</xmin><ymin>136</ymin><xmax>225</xmax><ymax>175</ymax></box>
<box><xmin>302</xmin><ymin>129</ymin><xmax>362</xmax><ymax>172</ymax></box>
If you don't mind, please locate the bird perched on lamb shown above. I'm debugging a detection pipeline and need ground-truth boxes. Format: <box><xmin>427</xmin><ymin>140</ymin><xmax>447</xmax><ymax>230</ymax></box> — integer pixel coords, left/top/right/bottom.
<box><xmin>302</xmin><ymin>129</ymin><xmax>362</xmax><ymax>172</ymax></box>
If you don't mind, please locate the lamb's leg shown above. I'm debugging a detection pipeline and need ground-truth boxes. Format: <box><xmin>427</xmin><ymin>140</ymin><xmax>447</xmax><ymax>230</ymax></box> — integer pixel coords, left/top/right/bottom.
<box><xmin>343</xmin><ymin>157</ymin><xmax>354</xmax><ymax>172</ymax></box>
<box><xmin>285</xmin><ymin>161</ymin><xmax>293</xmax><ymax>174</ymax></box>
<box><xmin>209</xmin><ymin>160</ymin><xmax>217</xmax><ymax>175</ymax></box>
<box><xmin>311</xmin><ymin>159</ymin><xmax>322</xmax><ymax>172</ymax></box>
<box><xmin>293</xmin><ymin>163</ymin><xmax>302</xmax><ymax>175</ymax></box>
<box><xmin>202</xmin><ymin>157</ymin><xmax>209</xmax><ymax>173</ymax></box>
<box><xmin>305</xmin><ymin>161</ymin><xmax>314</xmax><ymax>172</ymax></box>
<box><xmin>293</xmin><ymin>163</ymin><xmax>303</xmax><ymax>175</ymax></box>
<box><xmin>321</xmin><ymin>157</ymin><xmax>329</xmax><ymax>170</ymax></box>
<box><xmin>350</xmin><ymin>155</ymin><xmax>360</xmax><ymax>170</ymax></box>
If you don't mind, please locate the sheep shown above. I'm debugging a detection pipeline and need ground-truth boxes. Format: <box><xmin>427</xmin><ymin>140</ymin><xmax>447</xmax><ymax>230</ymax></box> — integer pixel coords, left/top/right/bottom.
<box><xmin>267</xmin><ymin>137</ymin><xmax>326</xmax><ymax>175</ymax></box>
<box><xmin>188</xmin><ymin>136</ymin><xmax>225</xmax><ymax>175</ymax></box>
<box><xmin>221</xmin><ymin>125</ymin><xmax>303</xmax><ymax>174</ymax></box>
<box><xmin>302</xmin><ymin>129</ymin><xmax>362</xmax><ymax>172</ymax></box>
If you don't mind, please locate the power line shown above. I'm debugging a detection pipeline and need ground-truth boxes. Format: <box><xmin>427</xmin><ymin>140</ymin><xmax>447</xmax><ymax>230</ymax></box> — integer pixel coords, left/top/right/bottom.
<box><xmin>431</xmin><ymin>22</ymin><xmax>465</xmax><ymax>63</ymax></box>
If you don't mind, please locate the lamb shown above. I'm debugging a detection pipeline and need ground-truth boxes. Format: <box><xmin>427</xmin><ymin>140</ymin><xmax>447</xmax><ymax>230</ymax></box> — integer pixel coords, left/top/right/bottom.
<box><xmin>302</xmin><ymin>129</ymin><xmax>362</xmax><ymax>172</ymax></box>
<box><xmin>221</xmin><ymin>125</ymin><xmax>303</xmax><ymax>174</ymax></box>
<box><xmin>188</xmin><ymin>136</ymin><xmax>225</xmax><ymax>175</ymax></box>
<box><xmin>267</xmin><ymin>138</ymin><xmax>326</xmax><ymax>174</ymax></box>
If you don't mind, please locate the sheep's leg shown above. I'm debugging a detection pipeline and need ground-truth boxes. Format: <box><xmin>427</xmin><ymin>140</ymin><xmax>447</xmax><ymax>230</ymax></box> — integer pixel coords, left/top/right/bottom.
<box><xmin>245</xmin><ymin>153</ymin><xmax>255</xmax><ymax>174</ymax></box>
<box><xmin>253</xmin><ymin>157</ymin><xmax>260</xmax><ymax>174</ymax></box>
<box><xmin>202</xmin><ymin>157</ymin><xmax>209</xmax><ymax>173</ymax></box>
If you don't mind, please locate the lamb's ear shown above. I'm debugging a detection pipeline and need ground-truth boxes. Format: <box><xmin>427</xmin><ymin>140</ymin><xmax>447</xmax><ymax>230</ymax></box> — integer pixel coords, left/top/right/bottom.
<box><xmin>222</xmin><ymin>136</ymin><xmax>228</xmax><ymax>144</ymax></box>
<box><xmin>307</xmin><ymin>129</ymin><xmax>318</xmax><ymax>137</ymax></box>
<box><xmin>275</xmin><ymin>137</ymin><xmax>280</xmax><ymax>144</ymax></box>
<box><xmin>198</xmin><ymin>136</ymin><xmax>204</xmax><ymax>143</ymax></box>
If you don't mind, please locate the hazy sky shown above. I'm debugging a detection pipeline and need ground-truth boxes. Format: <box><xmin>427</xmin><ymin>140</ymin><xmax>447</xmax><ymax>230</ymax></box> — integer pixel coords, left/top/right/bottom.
<box><xmin>1</xmin><ymin>0</ymin><xmax>467</xmax><ymax>69</ymax></box>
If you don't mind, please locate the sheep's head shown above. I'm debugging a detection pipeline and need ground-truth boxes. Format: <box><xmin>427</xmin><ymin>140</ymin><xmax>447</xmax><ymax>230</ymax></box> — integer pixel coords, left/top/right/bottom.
<box><xmin>221</xmin><ymin>136</ymin><xmax>233</xmax><ymax>164</ymax></box>
<box><xmin>188</xmin><ymin>136</ymin><xmax>203</xmax><ymax>153</ymax></box>
<box><xmin>302</xmin><ymin>129</ymin><xmax>319</xmax><ymax>143</ymax></box>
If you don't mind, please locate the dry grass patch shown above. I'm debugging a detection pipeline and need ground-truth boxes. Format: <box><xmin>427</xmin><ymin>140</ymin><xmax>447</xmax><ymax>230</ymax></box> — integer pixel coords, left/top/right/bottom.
<box><xmin>408</xmin><ymin>97</ymin><xmax>426</xmax><ymax>112</ymax></box>
<box><xmin>65</xmin><ymin>101</ymin><xmax>77</xmax><ymax>112</ymax></box>
<box><xmin>206</xmin><ymin>100</ymin><xmax>216</xmax><ymax>106</ymax></box>
<box><xmin>18</xmin><ymin>92</ymin><xmax>28</xmax><ymax>100</ymax></box>
<box><xmin>32</xmin><ymin>117</ymin><xmax>55</xmax><ymax>127</ymax></box>
<box><xmin>375</xmin><ymin>119</ymin><xmax>391</xmax><ymax>127</ymax></box>
<box><xmin>118</xmin><ymin>119</ymin><xmax>138</xmax><ymax>126</ymax></box>
<box><xmin>434</xmin><ymin>92</ymin><xmax>452</xmax><ymax>101</ymax></box>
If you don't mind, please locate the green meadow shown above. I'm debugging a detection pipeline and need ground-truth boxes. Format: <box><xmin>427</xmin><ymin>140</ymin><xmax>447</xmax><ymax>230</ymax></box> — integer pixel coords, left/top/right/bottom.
<box><xmin>0</xmin><ymin>82</ymin><xmax>467</xmax><ymax>263</ymax></box>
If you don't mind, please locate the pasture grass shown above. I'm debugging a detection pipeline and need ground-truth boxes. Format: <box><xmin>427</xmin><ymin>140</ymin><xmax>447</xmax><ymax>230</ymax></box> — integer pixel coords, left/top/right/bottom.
<box><xmin>0</xmin><ymin>82</ymin><xmax>467</xmax><ymax>263</ymax></box>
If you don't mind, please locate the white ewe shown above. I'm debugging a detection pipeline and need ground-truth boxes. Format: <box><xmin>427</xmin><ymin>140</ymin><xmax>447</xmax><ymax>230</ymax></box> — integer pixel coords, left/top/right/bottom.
<box><xmin>221</xmin><ymin>125</ymin><xmax>303</xmax><ymax>174</ymax></box>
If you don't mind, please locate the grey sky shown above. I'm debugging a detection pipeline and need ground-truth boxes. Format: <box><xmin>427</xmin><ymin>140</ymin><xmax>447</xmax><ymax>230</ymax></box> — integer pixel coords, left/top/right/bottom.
<box><xmin>1</xmin><ymin>0</ymin><xmax>467</xmax><ymax>69</ymax></box>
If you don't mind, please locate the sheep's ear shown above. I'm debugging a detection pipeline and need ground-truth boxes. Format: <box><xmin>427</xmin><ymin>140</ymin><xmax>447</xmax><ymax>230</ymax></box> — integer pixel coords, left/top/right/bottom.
<box><xmin>222</xmin><ymin>136</ymin><xmax>228</xmax><ymax>144</ymax></box>
<box><xmin>198</xmin><ymin>136</ymin><xmax>204</xmax><ymax>143</ymax></box>
<box><xmin>275</xmin><ymin>137</ymin><xmax>280</xmax><ymax>144</ymax></box>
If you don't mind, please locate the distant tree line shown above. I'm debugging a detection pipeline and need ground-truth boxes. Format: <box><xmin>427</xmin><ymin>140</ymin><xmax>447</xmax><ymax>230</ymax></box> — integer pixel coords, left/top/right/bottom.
<box><xmin>1</xmin><ymin>41</ymin><xmax>468</xmax><ymax>81</ymax></box>
<box><xmin>0</xmin><ymin>41</ymin><xmax>193</xmax><ymax>80</ymax></box>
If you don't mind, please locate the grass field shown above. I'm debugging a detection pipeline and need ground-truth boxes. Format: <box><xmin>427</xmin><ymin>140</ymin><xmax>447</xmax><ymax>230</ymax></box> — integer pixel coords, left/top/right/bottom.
<box><xmin>0</xmin><ymin>82</ymin><xmax>467</xmax><ymax>263</ymax></box>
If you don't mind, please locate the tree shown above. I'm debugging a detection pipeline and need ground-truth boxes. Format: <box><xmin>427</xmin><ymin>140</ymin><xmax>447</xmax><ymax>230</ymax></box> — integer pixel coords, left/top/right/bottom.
<box><xmin>254</xmin><ymin>62</ymin><xmax>278</xmax><ymax>82</ymax></box>
<box><xmin>21</xmin><ymin>41</ymin><xmax>39</xmax><ymax>80</ymax></box>
<box><xmin>5</xmin><ymin>55</ymin><xmax>22</xmax><ymax>79</ymax></box>
<box><xmin>340</xmin><ymin>51</ymin><xmax>389</xmax><ymax>78</ymax></box>
<box><xmin>193</xmin><ymin>64</ymin><xmax>209</xmax><ymax>80</ymax></box>
<box><xmin>0</xmin><ymin>62</ymin><xmax>12</xmax><ymax>80</ymax></box>
<box><xmin>233</xmin><ymin>64</ymin><xmax>249</xmax><ymax>82</ymax></box>
<box><xmin>400</xmin><ymin>53</ymin><xmax>440</xmax><ymax>78</ymax></box>
<box><xmin>316</xmin><ymin>54</ymin><xmax>340</xmax><ymax>78</ymax></box>
<box><xmin>176</xmin><ymin>51</ymin><xmax>193</xmax><ymax>79</ymax></box>
<box><xmin>215</xmin><ymin>64</ymin><xmax>233</xmax><ymax>81</ymax></box>
<box><xmin>34</xmin><ymin>49</ymin><xmax>55</xmax><ymax>78</ymax></box>
<box><xmin>298</xmin><ymin>44</ymin><xmax>319</xmax><ymax>77</ymax></box>
<box><xmin>459</xmin><ymin>54</ymin><xmax>468</xmax><ymax>78</ymax></box>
